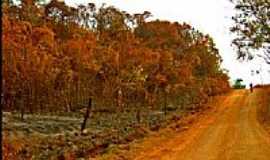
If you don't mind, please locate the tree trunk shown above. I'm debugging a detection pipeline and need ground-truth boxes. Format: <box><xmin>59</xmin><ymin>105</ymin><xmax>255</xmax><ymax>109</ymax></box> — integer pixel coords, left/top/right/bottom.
<box><xmin>136</xmin><ymin>106</ymin><xmax>141</xmax><ymax>124</ymax></box>
<box><xmin>20</xmin><ymin>106</ymin><xmax>25</xmax><ymax>121</ymax></box>
<box><xmin>163</xmin><ymin>91</ymin><xmax>167</xmax><ymax>116</ymax></box>
<box><xmin>19</xmin><ymin>97</ymin><xmax>24</xmax><ymax>121</ymax></box>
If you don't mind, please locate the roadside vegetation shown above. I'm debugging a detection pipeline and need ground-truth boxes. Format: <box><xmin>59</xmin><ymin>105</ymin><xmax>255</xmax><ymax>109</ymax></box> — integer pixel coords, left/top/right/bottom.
<box><xmin>2</xmin><ymin>0</ymin><xmax>230</xmax><ymax>159</ymax></box>
<box><xmin>232</xmin><ymin>78</ymin><xmax>246</xmax><ymax>89</ymax></box>
<box><xmin>230</xmin><ymin>0</ymin><xmax>270</xmax><ymax>62</ymax></box>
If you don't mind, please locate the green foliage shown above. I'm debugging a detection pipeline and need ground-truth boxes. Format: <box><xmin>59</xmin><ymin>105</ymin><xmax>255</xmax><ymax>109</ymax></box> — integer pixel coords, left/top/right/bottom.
<box><xmin>233</xmin><ymin>78</ymin><xmax>246</xmax><ymax>89</ymax></box>
<box><xmin>231</xmin><ymin>0</ymin><xmax>270</xmax><ymax>63</ymax></box>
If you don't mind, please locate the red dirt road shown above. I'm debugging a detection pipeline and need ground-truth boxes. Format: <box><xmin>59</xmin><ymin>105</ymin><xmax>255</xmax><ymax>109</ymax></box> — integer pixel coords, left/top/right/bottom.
<box><xmin>101</xmin><ymin>89</ymin><xmax>270</xmax><ymax>160</ymax></box>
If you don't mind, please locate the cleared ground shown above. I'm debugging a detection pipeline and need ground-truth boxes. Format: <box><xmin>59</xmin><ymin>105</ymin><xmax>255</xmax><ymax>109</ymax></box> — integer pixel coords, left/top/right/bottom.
<box><xmin>4</xmin><ymin>89</ymin><xmax>270</xmax><ymax>159</ymax></box>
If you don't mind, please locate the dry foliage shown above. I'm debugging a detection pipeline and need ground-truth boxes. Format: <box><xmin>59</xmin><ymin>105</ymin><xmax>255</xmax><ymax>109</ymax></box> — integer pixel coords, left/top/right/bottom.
<box><xmin>2</xmin><ymin>0</ymin><xmax>231</xmax><ymax>159</ymax></box>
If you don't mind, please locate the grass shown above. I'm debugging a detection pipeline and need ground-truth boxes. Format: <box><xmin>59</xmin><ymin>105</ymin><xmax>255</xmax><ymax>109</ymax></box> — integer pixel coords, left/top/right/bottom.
<box><xmin>3</xmin><ymin>107</ymin><xmax>190</xmax><ymax>159</ymax></box>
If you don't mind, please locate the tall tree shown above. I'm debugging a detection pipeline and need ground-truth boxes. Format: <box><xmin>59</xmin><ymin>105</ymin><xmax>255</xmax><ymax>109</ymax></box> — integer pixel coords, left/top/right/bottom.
<box><xmin>2</xmin><ymin>0</ymin><xmax>230</xmax><ymax>119</ymax></box>
<box><xmin>231</xmin><ymin>0</ymin><xmax>270</xmax><ymax>63</ymax></box>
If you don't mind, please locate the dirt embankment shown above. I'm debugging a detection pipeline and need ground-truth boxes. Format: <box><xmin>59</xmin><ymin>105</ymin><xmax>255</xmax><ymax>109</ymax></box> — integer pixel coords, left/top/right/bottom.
<box><xmin>257</xmin><ymin>86</ymin><xmax>270</xmax><ymax>134</ymax></box>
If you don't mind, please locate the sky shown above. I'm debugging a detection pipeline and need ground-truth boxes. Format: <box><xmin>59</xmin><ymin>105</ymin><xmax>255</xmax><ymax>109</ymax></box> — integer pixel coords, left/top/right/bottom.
<box><xmin>63</xmin><ymin>0</ymin><xmax>270</xmax><ymax>86</ymax></box>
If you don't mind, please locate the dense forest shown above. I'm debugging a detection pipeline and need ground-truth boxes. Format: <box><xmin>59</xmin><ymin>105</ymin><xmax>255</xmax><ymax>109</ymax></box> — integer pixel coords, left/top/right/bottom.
<box><xmin>2</xmin><ymin>0</ymin><xmax>232</xmax><ymax>159</ymax></box>
<box><xmin>3</xmin><ymin>0</ymin><xmax>230</xmax><ymax>116</ymax></box>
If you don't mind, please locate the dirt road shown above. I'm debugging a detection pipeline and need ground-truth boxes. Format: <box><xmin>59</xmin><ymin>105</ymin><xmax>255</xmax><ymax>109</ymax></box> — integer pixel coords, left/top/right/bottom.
<box><xmin>114</xmin><ymin>89</ymin><xmax>270</xmax><ymax>160</ymax></box>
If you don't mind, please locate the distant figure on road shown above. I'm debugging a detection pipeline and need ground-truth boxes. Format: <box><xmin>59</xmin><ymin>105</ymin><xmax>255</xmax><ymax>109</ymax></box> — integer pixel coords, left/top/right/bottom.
<box><xmin>249</xmin><ymin>83</ymin><xmax>253</xmax><ymax>93</ymax></box>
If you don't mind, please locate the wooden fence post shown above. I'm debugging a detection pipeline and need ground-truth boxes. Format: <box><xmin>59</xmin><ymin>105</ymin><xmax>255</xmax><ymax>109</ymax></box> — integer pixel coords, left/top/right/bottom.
<box><xmin>80</xmin><ymin>98</ymin><xmax>92</xmax><ymax>134</ymax></box>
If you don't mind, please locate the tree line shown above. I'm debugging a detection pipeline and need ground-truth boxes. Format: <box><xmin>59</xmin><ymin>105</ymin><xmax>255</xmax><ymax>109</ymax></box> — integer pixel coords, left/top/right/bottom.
<box><xmin>2</xmin><ymin>0</ymin><xmax>230</xmax><ymax>120</ymax></box>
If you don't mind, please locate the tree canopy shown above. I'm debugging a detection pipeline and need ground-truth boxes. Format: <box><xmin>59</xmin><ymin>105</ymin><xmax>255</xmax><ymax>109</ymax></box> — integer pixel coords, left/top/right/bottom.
<box><xmin>231</xmin><ymin>0</ymin><xmax>270</xmax><ymax>64</ymax></box>
<box><xmin>2</xmin><ymin>0</ymin><xmax>230</xmax><ymax>116</ymax></box>
<box><xmin>3</xmin><ymin>1</ymin><xmax>232</xmax><ymax>158</ymax></box>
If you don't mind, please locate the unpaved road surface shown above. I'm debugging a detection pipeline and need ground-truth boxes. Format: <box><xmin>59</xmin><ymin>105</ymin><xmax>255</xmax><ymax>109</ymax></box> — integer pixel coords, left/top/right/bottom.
<box><xmin>117</xmin><ymin>90</ymin><xmax>270</xmax><ymax>160</ymax></box>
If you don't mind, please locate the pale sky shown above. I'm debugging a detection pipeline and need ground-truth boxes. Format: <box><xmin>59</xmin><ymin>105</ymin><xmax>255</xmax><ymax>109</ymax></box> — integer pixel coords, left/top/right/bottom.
<box><xmin>64</xmin><ymin>0</ymin><xmax>270</xmax><ymax>86</ymax></box>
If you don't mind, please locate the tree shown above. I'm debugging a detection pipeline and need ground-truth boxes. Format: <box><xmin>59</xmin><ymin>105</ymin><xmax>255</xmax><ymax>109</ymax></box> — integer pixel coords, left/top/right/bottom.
<box><xmin>230</xmin><ymin>0</ymin><xmax>270</xmax><ymax>63</ymax></box>
<box><xmin>233</xmin><ymin>78</ymin><xmax>246</xmax><ymax>89</ymax></box>
<box><xmin>2</xmin><ymin>0</ymin><xmax>230</xmax><ymax>122</ymax></box>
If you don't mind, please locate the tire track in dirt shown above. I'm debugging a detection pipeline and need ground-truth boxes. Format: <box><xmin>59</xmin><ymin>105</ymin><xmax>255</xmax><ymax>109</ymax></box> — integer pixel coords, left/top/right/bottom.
<box><xmin>131</xmin><ymin>91</ymin><xmax>239</xmax><ymax>160</ymax></box>
<box><xmin>124</xmin><ymin>90</ymin><xmax>270</xmax><ymax>160</ymax></box>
